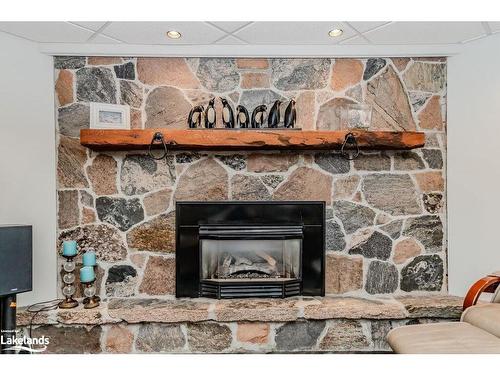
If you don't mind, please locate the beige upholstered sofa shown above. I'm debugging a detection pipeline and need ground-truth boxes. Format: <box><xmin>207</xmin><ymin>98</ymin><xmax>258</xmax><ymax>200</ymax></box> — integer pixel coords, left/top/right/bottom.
<box><xmin>388</xmin><ymin>272</ymin><xmax>500</xmax><ymax>354</ymax></box>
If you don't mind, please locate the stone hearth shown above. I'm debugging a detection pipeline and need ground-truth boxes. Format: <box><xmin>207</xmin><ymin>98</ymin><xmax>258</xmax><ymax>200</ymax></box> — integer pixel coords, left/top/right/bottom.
<box><xmin>18</xmin><ymin>295</ymin><xmax>462</xmax><ymax>353</ymax></box>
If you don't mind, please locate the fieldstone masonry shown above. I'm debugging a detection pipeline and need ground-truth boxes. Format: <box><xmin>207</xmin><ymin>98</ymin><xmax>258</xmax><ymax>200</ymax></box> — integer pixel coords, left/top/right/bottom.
<box><xmin>52</xmin><ymin>56</ymin><xmax>448</xmax><ymax>353</ymax></box>
<box><xmin>18</xmin><ymin>296</ymin><xmax>462</xmax><ymax>353</ymax></box>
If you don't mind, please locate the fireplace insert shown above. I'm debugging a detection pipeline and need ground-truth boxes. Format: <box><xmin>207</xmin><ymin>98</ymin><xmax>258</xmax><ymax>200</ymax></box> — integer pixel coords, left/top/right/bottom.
<box><xmin>176</xmin><ymin>201</ymin><xmax>325</xmax><ymax>299</ymax></box>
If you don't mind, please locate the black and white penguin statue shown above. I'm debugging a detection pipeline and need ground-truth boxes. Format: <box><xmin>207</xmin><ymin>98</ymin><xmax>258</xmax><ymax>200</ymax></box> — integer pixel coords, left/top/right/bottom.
<box><xmin>236</xmin><ymin>105</ymin><xmax>250</xmax><ymax>128</ymax></box>
<box><xmin>267</xmin><ymin>100</ymin><xmax>282</xmax><ymax>128</ymax></box>
<box><xmin>251</xmin><ymin>105</ymin><xmax>267</xmax><ymax>128</ymax></box>
<box><xmin>187</xmin><ymin>105</ymin><xmax>204</xmax><ymax>128</ymax></box>
<box><xmin>220</xmin><ymin>97</ymin><xmax>235</xmax><ymax>128</ymax></box>
<box><xmin>284</xmin><ymin>99</ymin><xmax>296</xmax><ymax>128</ymax></box>
<box><xmin>204</xmin><ymin>98</ymin><xmax>216</xmax><ymax>128</ymax></box>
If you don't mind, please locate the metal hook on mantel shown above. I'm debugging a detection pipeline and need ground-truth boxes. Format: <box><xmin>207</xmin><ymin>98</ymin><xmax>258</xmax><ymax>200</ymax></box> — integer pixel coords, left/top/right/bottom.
<box><xmin>340</xmin><ymin>132</ymin><xmax>360</xmax><ymax>160</ymax></box>
<box><xmin>148</xmin><ymin>132</ymin><xmax>169</xmax><ymax>160</ymax></box>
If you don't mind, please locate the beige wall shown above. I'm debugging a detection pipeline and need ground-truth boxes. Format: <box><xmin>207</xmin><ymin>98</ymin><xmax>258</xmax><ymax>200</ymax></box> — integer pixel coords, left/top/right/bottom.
<box><xmin>0</xmin><ymin>32</ymin><xmax>57</xmax><ymax>306</ymax></box>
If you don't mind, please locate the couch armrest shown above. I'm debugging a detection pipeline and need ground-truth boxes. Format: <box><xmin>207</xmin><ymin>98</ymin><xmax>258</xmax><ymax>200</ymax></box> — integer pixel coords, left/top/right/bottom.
<box><xmin>463</xmin><ymin>274</ymin><xmax>500</xmax><ymax>310</ymax></box>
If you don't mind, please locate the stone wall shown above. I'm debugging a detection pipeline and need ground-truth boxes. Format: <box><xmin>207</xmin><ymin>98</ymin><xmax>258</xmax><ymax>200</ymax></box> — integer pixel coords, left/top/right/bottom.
<box><xmin>55</xmin><ymin>56</ymin><xmax>447</xmax><ymax>302</ymax></box>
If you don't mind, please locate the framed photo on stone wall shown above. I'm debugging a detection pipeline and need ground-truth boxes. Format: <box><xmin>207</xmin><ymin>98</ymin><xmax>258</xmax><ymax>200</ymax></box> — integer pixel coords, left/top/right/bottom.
<box><xmin>90</xmin><ymin>102</ymin><xmax>130</xmax><ymax>130</ymax></box>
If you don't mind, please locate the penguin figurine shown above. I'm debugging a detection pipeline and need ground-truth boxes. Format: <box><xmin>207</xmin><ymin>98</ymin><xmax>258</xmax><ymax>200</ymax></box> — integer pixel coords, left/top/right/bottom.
<box><xmin>204</xmin><ymin>98</ymin><xmax>216</xmax><ymax>128</ymax></box>
<box><xmin>267</xmin><ymin>100</ymin><xmax>282</xmax><ymax>128</ymax></box>
<box><xmin>219</xmin><ymin>97</ymin><xmax>235</xmax><ymax>128</ymax></box>
<box><xmin>284</xmin><ymin>99</ymin><xmax>296</xmax><ymax>128</ymax></box>
<box><xmin>236</xmin><ymin>105</ymin><xmax>250</xmax><ymax>128</ymax></box>
<box><xmin>187</xmin><ymin>105</ymin><xmax>204</xmax><ymax>128</ymax></box>
<box><xmin>251</xmin><ymin>105</ymin><xmax>267</xmax><ymax>128</ymax></box>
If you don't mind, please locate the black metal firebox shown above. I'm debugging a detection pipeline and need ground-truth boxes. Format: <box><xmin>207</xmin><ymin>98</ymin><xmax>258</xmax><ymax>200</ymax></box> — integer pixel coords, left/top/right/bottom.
<box><xmin>176</xmin><ymin>201</ymin><xmax>325</xmax><ymax>299</ymax></box>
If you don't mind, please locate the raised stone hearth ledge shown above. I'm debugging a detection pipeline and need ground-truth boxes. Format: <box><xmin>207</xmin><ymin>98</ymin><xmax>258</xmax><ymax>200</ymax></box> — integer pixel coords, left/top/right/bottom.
<box><xmin>17</xmin><ymin>295</ymin><xmax>463</xmax><ymax>326</ymax></box>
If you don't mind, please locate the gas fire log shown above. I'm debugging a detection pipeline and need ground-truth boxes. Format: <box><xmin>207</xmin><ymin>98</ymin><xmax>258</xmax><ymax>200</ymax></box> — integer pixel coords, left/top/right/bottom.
<box><xmin>233</xmin><ymin>255</ymin><xmax>253</xmax><ymax>266</ymax></box>
<box><xmin>219</xmin><ymin>253</ymin><xmax>280</xmax><ymax>278</ymax></box>
<box><xmin>227</xmin><ymin>263</ymin><xmax>277</xmax><ymax>276</ymax></box>
<box><xmin>220</xmin><ymin>254</ymin><xmax>233</xmax><ymax>276</ymax></box>
<box><xmin>256</xmin><ymin>251</ymin><xmax>277</xmax><ymax>267</ymax></box>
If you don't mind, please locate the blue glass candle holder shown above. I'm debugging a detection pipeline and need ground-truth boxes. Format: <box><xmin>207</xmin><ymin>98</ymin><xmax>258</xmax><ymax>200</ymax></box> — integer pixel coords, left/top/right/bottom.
<box><xmin>80</xmin><ymin>266</ymin><xmax>99</xmax><ymax>309</ymax></box>
<box><xmin>82</xmin><ymin>250</ymin><xmax>96</xmax><ymax>267</ymax></box>
<box><xmin>80</xmin><ymin>266</ymin><xmax>95</xmax><ymax>283</ymax></box>
<box><xmin>62</xmin><ymin>241</ymin><xmax>77</xmax><ymax>257</ymax></box>
<box><xmin>59</xmin><ymin>242</ymin><xmax>79</xmax><ymax>309</ymax></box>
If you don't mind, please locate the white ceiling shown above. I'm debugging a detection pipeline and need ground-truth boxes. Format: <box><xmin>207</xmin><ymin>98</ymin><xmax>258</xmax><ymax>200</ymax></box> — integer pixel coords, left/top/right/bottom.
<box><xmin>0</xmin><ymin>21</ymin><xmax>498</xmax><ymax>56</ymax></box>
<box><xmin>0</xmin><ymin>21</ymin><xmax>497</xmax><ymax>45</ymax></box>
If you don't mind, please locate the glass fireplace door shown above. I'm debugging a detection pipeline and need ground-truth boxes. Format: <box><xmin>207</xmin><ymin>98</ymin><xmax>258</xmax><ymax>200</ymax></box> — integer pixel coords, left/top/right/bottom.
<box><xmin>201</xmin><ymin>238</ymin><xmax>301</xmax><ymax>281</ymax></box>
<box><xmin>199</xmin><ymin>226</ymin><xmax>303</xmax><ymax>283</ymax></box>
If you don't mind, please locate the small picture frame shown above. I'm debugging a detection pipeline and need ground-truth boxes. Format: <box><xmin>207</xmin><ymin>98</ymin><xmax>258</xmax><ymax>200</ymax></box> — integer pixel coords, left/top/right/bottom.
<box><xmin>90</xmin><ymin>103</ymin><xmax>130</xmax><ymax>130</ymax></box>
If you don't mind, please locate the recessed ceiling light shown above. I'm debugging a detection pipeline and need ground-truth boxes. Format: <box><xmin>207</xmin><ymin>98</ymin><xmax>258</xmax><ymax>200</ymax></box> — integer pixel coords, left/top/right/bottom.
<box><xmin>166</xmin><ymin>30</ymin><xmax>182</xmax><ymax>39</ymax></box>
<box><xmin>328</xmin><ymin>29</ymin><xmax>343</xmax><ymax>38</ymax></box>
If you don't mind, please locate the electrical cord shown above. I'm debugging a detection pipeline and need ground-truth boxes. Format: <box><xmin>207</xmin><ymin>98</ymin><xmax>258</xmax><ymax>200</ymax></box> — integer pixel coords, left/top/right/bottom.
<box><xmin>24</xmin><ymin>299</ymin><xmax>63</xmax><ymax>353</ymax></box>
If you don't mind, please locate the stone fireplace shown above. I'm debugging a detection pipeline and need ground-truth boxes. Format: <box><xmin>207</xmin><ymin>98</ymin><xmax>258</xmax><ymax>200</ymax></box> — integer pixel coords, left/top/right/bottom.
<box><xmin>176</xmin><ymin>201</ymin><xmax>325</xmax><ymax>298</ymax></box>
<box><xmin>38</xmin><ymin>55</ymin><xmax>453</xmax><ymax>353</ymax></box>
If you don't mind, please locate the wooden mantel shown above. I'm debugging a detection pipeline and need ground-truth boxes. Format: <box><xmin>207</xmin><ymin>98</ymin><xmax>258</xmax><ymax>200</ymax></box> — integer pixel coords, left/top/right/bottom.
<box><xmin>80</xmin><ymin>129</ymin><xmax>425</xmax><ymax>151</ymax></box>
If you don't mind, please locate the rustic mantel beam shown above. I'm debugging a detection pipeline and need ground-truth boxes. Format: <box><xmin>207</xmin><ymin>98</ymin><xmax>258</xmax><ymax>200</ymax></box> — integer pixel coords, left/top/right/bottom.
<box><xmin>80</xmin><ymin>129</ymin><xmax>425</xmax><ymax>151</ymax></box>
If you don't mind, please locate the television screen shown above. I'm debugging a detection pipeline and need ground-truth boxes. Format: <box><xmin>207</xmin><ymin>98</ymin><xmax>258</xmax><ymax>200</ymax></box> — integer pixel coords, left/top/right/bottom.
<box><xmin>0</xmin><ymin>225</ymin><xmax>32</xmax><ymax>297</ymax></box>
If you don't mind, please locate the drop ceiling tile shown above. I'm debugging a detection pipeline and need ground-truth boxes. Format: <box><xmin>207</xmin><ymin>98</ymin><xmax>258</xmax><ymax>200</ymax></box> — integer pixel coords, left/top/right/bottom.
<box><xmin>101</xmin><ymin>22</ymin><xmax>226</xmax><ymax>44</ymax></box>
<box><xmin>338</xmin><ymin>35</ymin><xmax>371</xmax><ymax>45</ymax></box>
<box><xmin>209</xmin><ymin>22</ymin><xmax>251</xmax><ymax>33</ymax></box>
<box><xmin>489</xmin><ymin>22</ymin><xmax>500</xmax><ymax>33</ymax></box>
<box><xmin>89</xmin><ymin>33</ymin><xmax>122</xmax><ymax>44</ymax></box>
<box><xmin>348</xmin><ymin>22</ymin><xmax>390</xmax><ymax>33</ymax></box>
<box><xmin>70</xmin><ymin>22</ymin><xmax>107</xmax><ymax>31</ymax></box>
<box><xmin>233</xmin><ymin>22</ymin><xmax>356</xmax><ymax>44</ymax></box>
<box><xmin>364</xmin><ymin>22</ymin><xmax>486</xmax><ymax>44</ymax></box>
<box><xmin>0</xmin><ymin>21</ymin><xmax>94</xmax><ymax>43</ymax></box>
<box><xmin>215</xmin><ymin>35</ymin><xmax>246</xmax><ymax>45</ymax></box>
